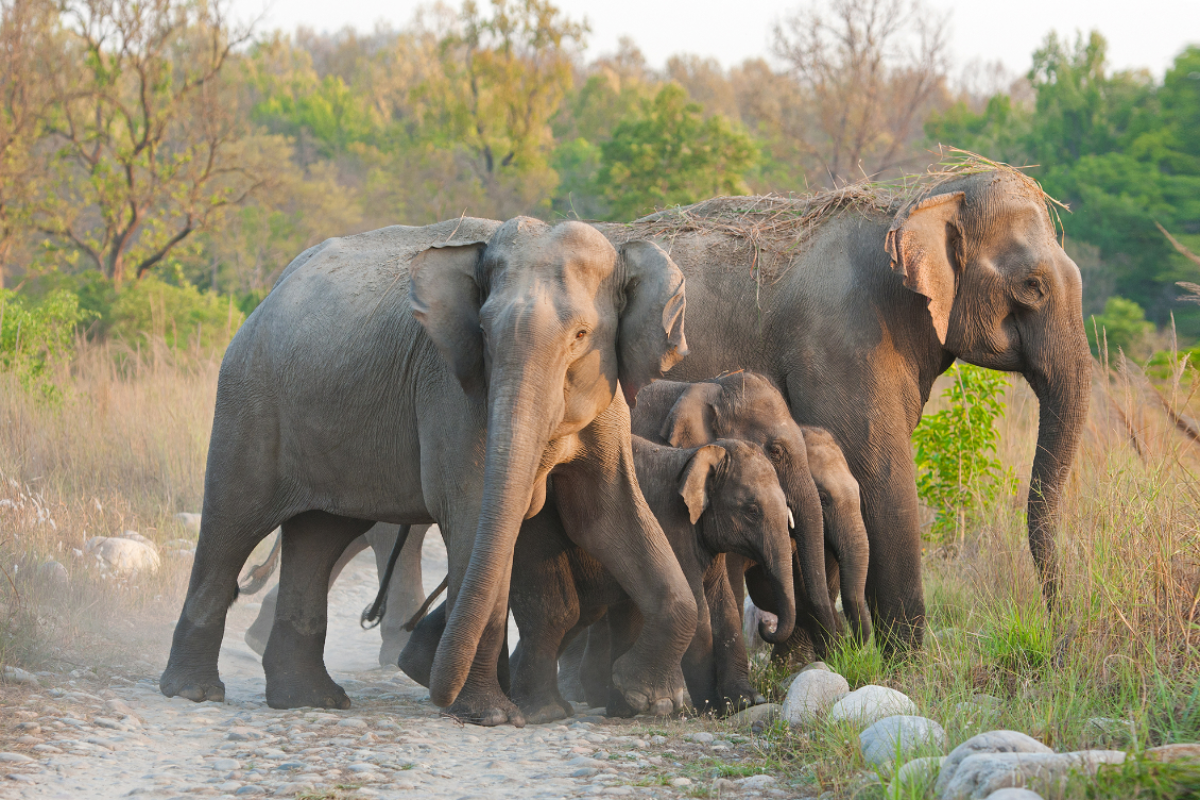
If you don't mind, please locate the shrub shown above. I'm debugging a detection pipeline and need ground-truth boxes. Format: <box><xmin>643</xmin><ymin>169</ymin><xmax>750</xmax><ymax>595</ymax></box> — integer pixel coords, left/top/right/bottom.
<box><xmin>0</xmin><ymin>288</ymin><xmax>91</xmax><ymax>399</ymax></box>
<box><xmin>108</xmin><ymin>275</ymin><xmax>245</xmax><ymax>351</ymax></box>
<box><xmin>912</xmin><ymin>363</ymin><xmax>1015</xmax><ymax>543</ymax></box>
<box><xmin>1088</xmin><ymin>295</ymin><xmax>1154</xmax><ymax>356</ymax></box>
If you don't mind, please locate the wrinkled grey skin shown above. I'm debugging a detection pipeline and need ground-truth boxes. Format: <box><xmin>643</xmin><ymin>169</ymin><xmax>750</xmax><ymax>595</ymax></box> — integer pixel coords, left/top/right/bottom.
<box><xmin>242</xmin><ymin>524</ymin><xmax>430</xmax><ymax>666</ymax></box>
<box><xmin>159</xmin><ymin>217</ymin><xmax>698</xmax><ymax>726</ymax></box>
<box><xmin>507</xmin><ymin>436</ymin><xmax>794</xmax><ymax>723</ymax></box>
<box><xmin>597</xmin><ymin>170</ymin><xmax>1091</xmax><ymax>652</ymax></box>
<box><xmin>633</xmin><ymin>372</ymin><xmax>863</xmax><ymax>659</ymax></box>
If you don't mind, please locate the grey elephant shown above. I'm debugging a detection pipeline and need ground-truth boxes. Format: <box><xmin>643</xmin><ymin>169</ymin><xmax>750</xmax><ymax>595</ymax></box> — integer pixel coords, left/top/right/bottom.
<box><xmin>159</xmin><ymin>216</ymin><xmax>698</xmax><ymax>726</ymax></box>
<box><xmin>632</xmin><ymin>372</ymin><xmax>871</xmax><ymax>660</ymax></box>
<box><xmin>597</xmin><ymin>167</ymin><xmax>1091</xmax><ymax>652</ymax></box>
<box><xmin>507</xmin><ymin>436</ymin><xmax>794</xmax><ymax>722</ymax></box>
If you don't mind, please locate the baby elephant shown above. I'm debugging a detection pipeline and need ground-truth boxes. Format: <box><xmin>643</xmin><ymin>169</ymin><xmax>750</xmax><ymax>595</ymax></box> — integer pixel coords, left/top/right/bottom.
<box><xmin>509</xmin><ymin>436</ymin><xmax>795</xmax><ymax>723</ymax></box>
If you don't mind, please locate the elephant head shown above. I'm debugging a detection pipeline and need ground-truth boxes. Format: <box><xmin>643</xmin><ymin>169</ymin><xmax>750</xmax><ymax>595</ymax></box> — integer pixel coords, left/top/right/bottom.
<box><xmin>885</xmin><ymin>170</ymin><xmax>1091</xmax><ymax>604</ymax></box>
<box><xmin>679</xmin><ymin>439</ymin><xmax>796</xmax><ymax>645</ymax></box>
<box><xmin>659</xmin><ymin>371</ymin><xmax>837</xmax><ymax>655</ymax></box>
<box><xmin>409</xmin><ymin>218</ymin><xmax>687</xmax><ymax>707</ymax></box>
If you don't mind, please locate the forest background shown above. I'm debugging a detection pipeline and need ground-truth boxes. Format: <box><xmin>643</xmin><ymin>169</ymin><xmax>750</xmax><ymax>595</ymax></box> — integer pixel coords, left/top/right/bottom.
<box><xmin>1</xmin><ymin>0</ymin><xmax>1197</xmax><ymax>355</ymax></box>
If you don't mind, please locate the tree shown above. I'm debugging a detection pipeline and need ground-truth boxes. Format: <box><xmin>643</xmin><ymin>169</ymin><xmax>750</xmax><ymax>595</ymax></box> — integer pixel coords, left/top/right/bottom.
<box><xmin>0</xmin><ymin>0</ymin><xmax>59</xmax><ymax>286</ymax></box>
<box><xmin>772</xmin><ymin>0</ymin><xmax>951</xmax><ymax>185</ymax></box>
<box><xmin>596</xmin><ymin>83</ymin><xmax>758</xmax><ymax>221</ymax></box>
<box><xmin>33</xmin><ymin>0</ymin><xmax>265</xmax><ymax>285</ymax></box>
<box><xmin>411</xmin><ymin>0</ymin><xmax>587</xmax><ymax>216</ymax></box>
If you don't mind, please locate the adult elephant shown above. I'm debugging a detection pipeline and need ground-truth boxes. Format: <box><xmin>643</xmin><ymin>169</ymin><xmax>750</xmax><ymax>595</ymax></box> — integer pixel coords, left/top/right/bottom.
<box><xmin>597</xmin><ymin>168</ymin><xmax>1090</xmax><ymax>653</ymax></box>
<box><xmin>159</xmin><ymin>216</ymin><xmax>697</xmax><ymax>726</ymax></box>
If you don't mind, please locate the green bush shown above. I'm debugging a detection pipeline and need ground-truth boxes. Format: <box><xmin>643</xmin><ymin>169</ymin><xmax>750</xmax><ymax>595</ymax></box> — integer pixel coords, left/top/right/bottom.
<box><xmin>912</xmin><ymin>363</ymin><xmax>1015</xmax><ymax>543</ymax></box>
<box><xmin>108</xmin><ymin>275</ymin><xmax>245</xmax><ymax>351</ymax></box>
<box><xmin>1088</xmin><ymin>295</ymin><xmax>1154</xmax><ymax>357</ymax></box>
<box><xmin>0</xmin><ymin>288</ymin><xmax>91</xmax><ymax>398</ymax></box>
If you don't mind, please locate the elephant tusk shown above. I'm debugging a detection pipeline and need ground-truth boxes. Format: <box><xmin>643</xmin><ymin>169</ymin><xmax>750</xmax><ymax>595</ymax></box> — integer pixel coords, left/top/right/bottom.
<box><xmin>788</xmin><ymin>508</ymin><xmax>795</xmax><ymax>530</ymax></box>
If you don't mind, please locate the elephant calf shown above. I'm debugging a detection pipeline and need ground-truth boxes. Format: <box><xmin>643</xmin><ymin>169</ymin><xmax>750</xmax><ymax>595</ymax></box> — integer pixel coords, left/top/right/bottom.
<box><xmin>508</xmin><ymin>435</ymin><xmax>796</xmax><ymax>723</ymax></box>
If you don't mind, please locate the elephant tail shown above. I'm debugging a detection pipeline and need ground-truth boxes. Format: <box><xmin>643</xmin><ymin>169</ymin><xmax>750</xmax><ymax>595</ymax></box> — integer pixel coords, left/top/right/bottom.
<box><xmin>403</xmin><ymin>575</ymin><xmax>449</xmax><ymax>632</ymax></box>
<box><xmin>237</xmin><ymin>529</ymin><xmax>281</xmax><ymax>595</ymax></box>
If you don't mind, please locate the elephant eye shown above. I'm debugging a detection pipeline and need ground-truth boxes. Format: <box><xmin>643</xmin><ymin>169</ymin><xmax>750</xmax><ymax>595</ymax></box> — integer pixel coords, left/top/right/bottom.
<box><xmin>819</xmin><ymin>492</ymin><xmax>831</xmax><ymax>507</ymax></box>
<box><xmin>575</xmin><ymin>329</ymin><xmax>587</xmax><ymax>340</ymax></box>
<box><xmin>743</xmin><ymin>502</ymin><xmax>762</xmax><ymax>518</ymax></box>
<box><xmin>1025</xmin><ymin>278</ymin><xmax>1043</xmax><ymax>295</ymax></box>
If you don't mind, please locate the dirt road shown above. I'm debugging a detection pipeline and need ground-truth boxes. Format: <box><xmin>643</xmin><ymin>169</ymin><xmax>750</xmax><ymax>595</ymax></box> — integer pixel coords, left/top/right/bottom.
<box><xmin>0</xmin><ymin>536</ymin><xmax>789</xmax><ymax>799</ymax></box>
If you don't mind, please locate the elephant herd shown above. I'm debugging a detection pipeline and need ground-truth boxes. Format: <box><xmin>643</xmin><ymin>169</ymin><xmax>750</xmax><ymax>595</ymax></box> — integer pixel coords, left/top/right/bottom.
<box><xmin>160</xmin><ymin>168</ymin><xmax>1091</xmax><ymax>728</ymax></box>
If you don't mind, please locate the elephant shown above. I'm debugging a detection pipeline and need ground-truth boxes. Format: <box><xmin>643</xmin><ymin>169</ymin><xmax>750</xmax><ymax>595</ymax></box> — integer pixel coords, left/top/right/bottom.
<box><xmin>241</xmin><ymin>524</ymin><xmax>432</xmax><ymax>667</ymax></box>
<box><xmin>158</xmin><ymin>215</ymin><xmax>699</xmax><ymax>727</ymax></box>
<box><xmin>595</xmin><ymin>168</ymin><xmax>1091</xmax><ymax>653</ymax></box>
<box><xmin>631</xmin><ymin>372</ymin><xmax>871</xmax><ymax>660</ymax></box>
<box><xmin>506</xmin><ymin>436</ymin><xmax>795</xmax><ymax>723</ymax></box>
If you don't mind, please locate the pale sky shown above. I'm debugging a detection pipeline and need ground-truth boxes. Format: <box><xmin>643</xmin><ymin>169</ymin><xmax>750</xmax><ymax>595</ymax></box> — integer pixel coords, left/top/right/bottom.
<box><xmin>234</xmin><ymin>0</ymin><xmax>1198</xmax><ymax>78</ymax></box>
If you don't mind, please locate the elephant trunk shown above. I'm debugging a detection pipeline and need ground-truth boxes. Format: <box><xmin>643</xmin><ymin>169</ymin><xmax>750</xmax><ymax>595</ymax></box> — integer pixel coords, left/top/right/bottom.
<box><xmin>828</xmin><ymin>507</ymin><xmax>872</xmax><ymax>644</ymax></box>
<box><xmin>756</xmin><ymin>534</ymin><xmax>796</xmax><ymax>645</ymax></box>
<box><xmin>1024</xmin><ymin>328</ymin><xmax>1091</xmax><ymax>608</ymax></box>
<box><xmin>786</xmin><ymin>470</ymin><xmax>837</xmax><ymax>653</ymax></box>
<box><xmin>429</xmin><ymin>357</ymin><xmax>561</xmax><ymax>708</ymax></box>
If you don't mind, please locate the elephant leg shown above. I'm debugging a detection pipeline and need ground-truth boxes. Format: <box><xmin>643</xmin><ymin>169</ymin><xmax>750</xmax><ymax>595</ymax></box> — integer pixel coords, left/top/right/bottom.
<box><xmin>262</xmin><ymin>511</ymin><xmax>372</xmax><ymax>710</ymax></box>
<box><xmin>557</xmin><ymin>633</ymin><xmax>588</xmax><ymax>703</ymax></box>
<box><xmin>680</xmin><ymin>585</ymin><xmax>717</xmax><ymax>716</ymax></box>
<box><xmin>580</xmin><ymin>620</ymin><xmax>611</xmax><ymax>709</ymax></box>
<box><xmin>161</xmin><ymin>504</ymin><xmax>284</xmax><ymax>703</ymax></box>
<box><xmin>398</xmin><ymin>601</ymin><xmax>443</xmax><ymax>688</ymax></box>
<box><xmin>244</xmin><ymin>583</ymin><xmax>278</xmax><ymax>656</ymax></box>
<box><xmin>603</xmin><ymin>602</ymin><xmax>643</xmax><ymax>717</ymax></box>
<box><xmin>706</xmin><ymin>559</ymin><xmax>761</xmax><ymax>714</ymax></box>
<box><xmin>510</xmin><ymin>598</ymin><xmax>579</xmax><ymax>724</ymax></box>
<box><xmin>368</xmin><ymin>523</ymin><xmax>430</xmax><ymax>667</ymax></box>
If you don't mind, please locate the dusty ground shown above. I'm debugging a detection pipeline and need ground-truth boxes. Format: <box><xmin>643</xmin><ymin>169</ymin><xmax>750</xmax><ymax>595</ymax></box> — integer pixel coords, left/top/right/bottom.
<box><xmin>0</xmin><ymin>536</ymin><xmax>789</xmax><ymax>800</ymax></box>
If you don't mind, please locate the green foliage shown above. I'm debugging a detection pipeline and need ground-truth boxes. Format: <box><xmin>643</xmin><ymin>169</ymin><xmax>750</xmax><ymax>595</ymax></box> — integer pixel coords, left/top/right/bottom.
<box><xmin>0</xmin><ymin>288</ymin><xmax>89</xmax><ymax>398</ymax></box>
<box><xmin>1088</xmin><ymin>295</ymin><xmax>1154</xmax><ymax>356</ymax></box>
<box><xmin>597</xmin><ymin>83</ymin><xmax>758</xmax><ymax>220</ymax></box>
<box><xmin>912</xmin><ymin>363</ymin><xmax>1015</xmax><ymax>543</ymax></box>
<box><xmin>108</xmin><ymin>276</ymin><xmax>244</xmax><ymax>351</ymax></box>
<box><xmin>981</xmin><ymin>599</ymin><xmax>1053</xmax><ymax>675</ymax></box>
<box><xmin>1075</xmin><ymin>756</ymin><xmax>1200</xmax><ymax>800</ymax></box>
<box><xmin>825</xmin><ymin>637</ymin><xmax>887</xmax><ymax>688</ymax></box>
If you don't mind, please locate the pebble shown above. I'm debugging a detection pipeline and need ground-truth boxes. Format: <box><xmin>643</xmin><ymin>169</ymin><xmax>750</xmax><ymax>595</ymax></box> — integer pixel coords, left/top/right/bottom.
<box><xmin>0</xmin><ymin>753</ymin><xmax>33</xmax><ymax>764</ymax></box>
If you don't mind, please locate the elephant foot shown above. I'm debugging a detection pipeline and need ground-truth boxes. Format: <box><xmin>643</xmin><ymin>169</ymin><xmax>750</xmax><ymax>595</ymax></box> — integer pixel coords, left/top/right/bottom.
<box><xmin>714</xmin><ymin>682</ymin><xmax>764</xmax><ymax>716</ymax></box>
<box><xmin>610</xmin><ymin>655</ymin><xmax>687</xmax><ymax>717</ymax></box>
<box><xmin>266</xmin><ymin>675</ymin><xmax>351</xmax><ymax>710</ymax></box>
<box><xmin>444</xmin><ymin>689</ymin><xmax>527</xmax><ymax>728</ymax></box>
<box><xmin>517</xmin><ymin>692</ymin><xmax>574</xmax><ymax>725</ymax></box>
<box><xmin>160</xmin><ymin>666</ymin><xmax>226</xmax><ymax>703</ymax></box>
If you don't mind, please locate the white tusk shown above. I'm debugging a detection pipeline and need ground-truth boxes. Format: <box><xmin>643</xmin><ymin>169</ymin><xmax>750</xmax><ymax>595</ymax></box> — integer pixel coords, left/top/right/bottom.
<box><xmin>788</xmin><ymin>509</ymin><xmax>796</xmax><ymax>530</ymax></box>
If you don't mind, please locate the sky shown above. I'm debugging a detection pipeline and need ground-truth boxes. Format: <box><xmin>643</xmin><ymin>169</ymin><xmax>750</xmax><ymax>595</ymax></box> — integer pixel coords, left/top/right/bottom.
<box><xmin>234</xmin><ymin>0</ymin><xmax>1199</xmax><ymax>78</ymax></box>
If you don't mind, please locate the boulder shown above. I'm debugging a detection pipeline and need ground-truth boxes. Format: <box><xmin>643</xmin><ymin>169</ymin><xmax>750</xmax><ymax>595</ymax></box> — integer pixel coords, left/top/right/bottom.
<box><xmin>782</xmin><ymin>669</ymin><xmax>849</xmax><ymax>728</ymax></box>
<box><xmin>860</xmin><ymin>715</ymin><xmax>946</xmax><ymax>767</ymax></box>
<box><xmin>728</xmin><ymin>702</ymin><xmax>781</xmax><ymax>733</ymax></box>
<box><xmin>982</xmin><ymin>790</ymin><xmax>1044</xmax><ymax>800</ymax></box>
<box><xmin>781</xmin><ymin>661</ymin><xmax>831</xmax><ymax>691</ymax></box>
<box><xmin>935</xmin><ymin>731</ymin><xmax>1052</xmax><ymax>796</ymax></box>
<box><xmin>37</xmin><ymin>560</ymin><xmax>69</xmax><ymax>587</ymax></box>
<box><xmin>887</xmin><ymin>756</ymin><xmax>945</xmax><ymax>799</ymax></box>
<box><xmin>940</xmin><ymin>750</ymin><xmax>1126</xmax><ymax>800</ymax></box>
<box><xmin>826</xmin><ymin>685</ymin><xmax>917</xmax><ymax>729</ymax></box>
<box><xmin>1145</xmin><ymin>743</ymin><xmax>1200</xmax><ymax>763</ymax></box>
<box><xmin>2</xmin><ymin>666</ymin><xmax>39</xmax><ymax>686</ymax></box>
<box><xmin>84</xmin><ymin>536</ymin><xmax>160</xmax><ymax>575</ymax></box>
<box><xmin>175</xmin><ymin>512</ymin><xmax>202</xmax><ymax>533</ymax></box>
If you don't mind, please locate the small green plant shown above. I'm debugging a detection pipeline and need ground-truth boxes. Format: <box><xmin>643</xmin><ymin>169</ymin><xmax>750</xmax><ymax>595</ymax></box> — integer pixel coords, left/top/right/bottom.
<box><xmin>0</xmin><ymin>288</ymin><xmax>91</xmax><ymax>399</ymax></box>
<box><xmin>982</xmin><ymin>599</ymin><xmax>1053</xmax><ymax>675</ymax></box>
<box><xmin>825</xmin><ymin>638</ymin><xmax>887</xmax><ymax>688</ymax></box>
<box><xmin>1072</xmin><ymin>755</ymin><xmax>1200</xmax><ymax>799</ymax></box>
<box><xmin>912</xmin><ymin>362</ymin><xmax>1015</xmax><ymax>543</ymax></box>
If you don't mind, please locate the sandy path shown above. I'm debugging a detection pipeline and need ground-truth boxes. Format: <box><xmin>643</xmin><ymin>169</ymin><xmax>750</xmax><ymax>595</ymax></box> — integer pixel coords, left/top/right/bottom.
<box><xmin>0</xmin><ymin>537</ymin><xmax>786</xmax><ymax>799</ymax></box>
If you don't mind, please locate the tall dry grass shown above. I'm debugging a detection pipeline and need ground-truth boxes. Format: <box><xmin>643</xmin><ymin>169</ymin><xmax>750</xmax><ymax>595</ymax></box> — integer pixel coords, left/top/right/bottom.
<box><xmin>0</xmin><ymin>339</ymin><xmax>220</xmax><ymax>668</ymax></box>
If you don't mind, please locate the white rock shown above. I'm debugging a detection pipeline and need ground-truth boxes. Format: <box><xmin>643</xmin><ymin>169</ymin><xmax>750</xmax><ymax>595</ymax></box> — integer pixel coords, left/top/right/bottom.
<box><xmin>941</xmin><ymin>750</ymin><xmax>1126</xmax><ymax>800</ymax></box>
<box><xmin>175</xmin><ymin>512</ymin><xmax>202</xmax><ymax>533</ymax></box>
<box><xmin>686</xmin><ymin>732</ymin><xmax>714</xmax><ymax>743</ymax></box>
<box><xmin>888</xmin><ymin>756</ymin><xmax>945</xmax><ymax>799</ymax></box>
<box><xmin>0</xmin><ymin>752</ymin><xmax>34</xmax><ymax>763</ymax></box>
<box><xmin>982</xmin><ymin>790</ymin><xmax>1045</xmax><ymax>800</ymax></box>
<box><xmin>735</xmin><ymin>774</ymin><xmax>776</xmax><ymax>789</ymax></box>
<box><xmin>782</xmin><ymin>669</ymin><xmax>849</xmax><ymax>728</ymax></box>
<box><xmin>935</xmin><ymin>731</ymin><xmax>1052</xmax><ymax>796</ymax></box>
<box><xmin>84</xmin><ymin>536</ymin><xmax>160</xmax><ymax>575</ymax></box>
<box><xmin>827</xmin><ymin>685</ymin><xmax>917</xmax><ymax>728</ymax></box>
<box><xmin>37</xmin><ymin>560</ymin><xmax>69</xmax><ymax>587</ymax></box>
<box><xmin>670</xmin><ymin>777</ymin><xmax>692</xmax><ymax>786</ymax></box>
<box><xmin>860</xmin><ymin>715</ymin><xmax>946</xmax><ymax>767</ymax></box>
<box><xmin>3</xmin><ymin>666</ymin><xmax>39</xmax><ymax>686</ymax></box>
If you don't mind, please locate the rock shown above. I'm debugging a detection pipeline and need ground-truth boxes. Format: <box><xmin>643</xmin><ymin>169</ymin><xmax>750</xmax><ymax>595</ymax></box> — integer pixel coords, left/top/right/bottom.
<box><xmin>175</xmin><ymin>512</ymin><xmax>202</xmax><ymax>533</ymax></box>
<box><xmin>887</xmin><ymin>756</ymin><xmax>945</xmax><ymax>799</ymax></box>
<box><xmin>735</xmin><ymin>774</ymin><xmax>776</xmax><ymax>790</ymax></box>
<box><xmin>1145</xmin><ymin>743</ymin><xmax>1200</xmax><ymax>763</ymax></box>
<box><xmin>571</xmin><ymin>767</ymin><xmax>598</xmax><ymax>778</ymax></box>
<box><xmin>84</xmin><ymin>536</ymin><xmax>160</xmax><ymax>575</ymax></box>
<box><xmin>780</xmin><ymin>661</ymin><xmax>831</xmax><ymax>691</ymax></box>
<box><xmin>2</xmin><ymin>666</ymin><xmax>39</xmax><ymax>686</ymax></box>
<box><xmin>0</xmin><ymin>753</ymin><xmax>33</xmax><ymax>763</ymax></box>
<box><xmin>940</xmin><ymin>750</ymin><xmax>1126</xmax><ymax>800</ymax></box>
<box><xmin>685</xmin><ymin>732</ymin><xmax>714</xmax><ymax>743</ymax></box>
<box><xmin>712</xmin><ymin>778</ymin><xmax>737</xmax><ymax>793</ymax></box>
<box><xmin>728</xmin><ymin>702</ymin><xmax>781</xmax><ymax>733</ymax></box>
<box><xmin>336</xmin><ymin>718</ymin><xmax>367</xmax><ymax>729</ymax></box>
<box><xmin>782</xmin><ymin>669</ymin><xmax>849</xmax><ymax>728</ymax></box>
<box><xmin>982</xmin><ymin>790</ymin><xmax>1045</xmax><ymax>800</ymax></box>
<box><xmin>670</xmin><ymin>777</ymin><xmax>692</xmax><ymax>786</ymax></box>
<box><xmin>935</xmin><ymin>731</ymin><xmax>1053</xmax><ymax>796</ymax></box>
<box><xmin>859</xmin><ymin>715</ymin><xmax>946</xmax><ymax>767</ymax></box>
<box><xmin>37</xmin><ymin>560</ymin><xmax>69</xmax><ymax>587</ymax></box>
<box><xmin>1084</xmin><ymin>716</ymin><xmax>1135</xmax><ymax>746</ymax></box>
<box><xmin>826</xmin><ymin>685</ymin><xmax>916</xmax><ymax>728</ymax></box>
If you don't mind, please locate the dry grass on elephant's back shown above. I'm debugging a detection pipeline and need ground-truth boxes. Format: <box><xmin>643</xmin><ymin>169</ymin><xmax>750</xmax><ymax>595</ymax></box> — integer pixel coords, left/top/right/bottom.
<box><xmin>0</xmin><ymin>339</ymin><xmax>235</xmax><ymax>671</ymax></box>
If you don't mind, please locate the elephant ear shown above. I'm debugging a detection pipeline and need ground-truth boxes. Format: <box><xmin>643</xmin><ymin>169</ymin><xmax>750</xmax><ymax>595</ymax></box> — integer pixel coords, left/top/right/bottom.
<box><xmin>885</xmin><ymin>191</ymin><xmax>966</xmax><ymax>345</ymax></box>
<box><xmin>678</xmin><ymin>444</ymin><xmax>727</xmax><ymax>525</ymax></box>
<box><xmin>617</xmin><ymin>240</ymin><xmax>689</xmax><ymax>408</ymax></box>
<box><xmin>409</xmin><ymin>241</ymin><xmax>488</xmax><ymax>397</ymax></box>
<box><xmin>660</xmin><ymin>381</ymin><xmax>722</xmax><ymax>447</ymax></box>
